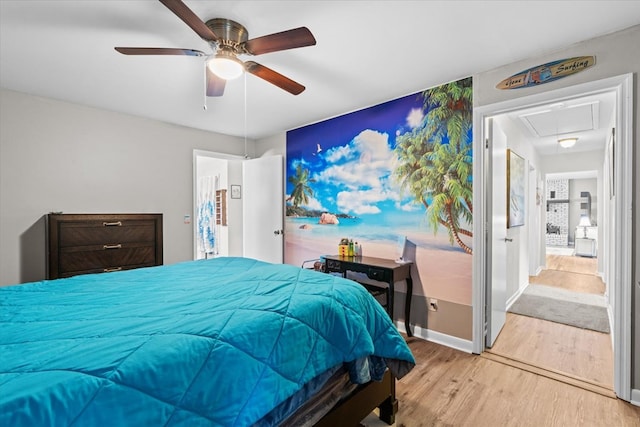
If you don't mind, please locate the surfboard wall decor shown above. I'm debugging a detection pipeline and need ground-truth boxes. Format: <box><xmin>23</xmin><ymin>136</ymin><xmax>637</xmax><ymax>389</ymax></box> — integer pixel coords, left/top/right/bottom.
<box><xmin>496</xmin><ymin>56</ymin><xmax>595</xmax><ymax>90</ymax></box>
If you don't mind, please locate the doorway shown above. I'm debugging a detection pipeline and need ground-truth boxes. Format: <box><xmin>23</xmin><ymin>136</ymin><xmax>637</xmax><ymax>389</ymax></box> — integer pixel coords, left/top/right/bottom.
<box><xmin>472</xmin><ymin>74</ymin><xmax>634</xmax><ymax>401</ymax></box>
<box><xmin>193</xmin><ymin>150</ymin><xmax>244</xmax><ymax>259</ymax></box>
<box><xmin>193</xmin><ymin>151</ymin><xmax>285</xmax><ymax>264</ymax></box>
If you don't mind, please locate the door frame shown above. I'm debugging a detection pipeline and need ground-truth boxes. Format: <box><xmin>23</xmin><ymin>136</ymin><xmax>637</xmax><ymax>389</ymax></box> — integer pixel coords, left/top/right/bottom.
<box><xmin>471</xmin><ymin>73</ymin><xmax>633</xmax><ymax>400</ymax></box>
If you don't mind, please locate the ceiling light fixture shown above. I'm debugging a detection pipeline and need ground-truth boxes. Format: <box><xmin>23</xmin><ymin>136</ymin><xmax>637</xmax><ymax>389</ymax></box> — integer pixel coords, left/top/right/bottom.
<box><xmin>558</xmin><ymin>137</ymin><xmax>578</xmax><ymax>148</ymax></box>
<box><xmin>207</xmin><ymin>51</ymin><xmax>244</xmax><ymax>80</ymax></box>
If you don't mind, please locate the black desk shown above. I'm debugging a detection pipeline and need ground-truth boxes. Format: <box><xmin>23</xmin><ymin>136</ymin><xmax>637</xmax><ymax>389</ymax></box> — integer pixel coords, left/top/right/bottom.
<box><xmin>324</xmin><ymin>255</ymin><xmax>413</xmax><ymax>337</ymax></box>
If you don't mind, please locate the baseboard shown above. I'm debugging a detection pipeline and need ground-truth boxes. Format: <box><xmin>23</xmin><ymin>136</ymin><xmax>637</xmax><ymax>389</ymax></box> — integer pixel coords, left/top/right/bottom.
<box><xmin>505</xmin><ymin>282</ymin><xmax>528</xmax><ymax>311</ymax></box>
<box><xmin>396</xmin><ymin>321</ymin><xmax>473</xmax><ymax>354</ymax></box>
<box><xmin>631</xmin><ymin>389</ymin><xmax>640</xmax><ymax>407</ymax></box>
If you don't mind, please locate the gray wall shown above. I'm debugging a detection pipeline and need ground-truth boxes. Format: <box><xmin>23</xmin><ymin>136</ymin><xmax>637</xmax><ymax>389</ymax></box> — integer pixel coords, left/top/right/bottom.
<box><xmin>0</xmin><ymin>89</ymin><xmax>254</xmax><ymax>286</ymax></box>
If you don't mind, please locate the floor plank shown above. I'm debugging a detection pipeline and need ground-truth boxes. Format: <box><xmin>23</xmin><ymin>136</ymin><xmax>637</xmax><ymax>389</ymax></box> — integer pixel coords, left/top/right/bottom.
<box><xmin>545</xmin><ymin>253</ymin><xmax>598</xmax><ymax>276</ymax></box>
<box><xmin>380</xmin><ymin>338</ymin><xmax>640</xmax><ymax>427</ymax></box>
<box><xmin>529</xmin><ymin>268</ymin><xmax>605</xmax><ymax>295</ymax></box>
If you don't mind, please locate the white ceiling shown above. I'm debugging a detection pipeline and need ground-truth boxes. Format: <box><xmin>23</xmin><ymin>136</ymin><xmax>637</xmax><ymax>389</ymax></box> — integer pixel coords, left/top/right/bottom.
<box><xmin>1</xmin><ymin>1</ymin><xmax>639</xmax><ymax>140</ymax></box>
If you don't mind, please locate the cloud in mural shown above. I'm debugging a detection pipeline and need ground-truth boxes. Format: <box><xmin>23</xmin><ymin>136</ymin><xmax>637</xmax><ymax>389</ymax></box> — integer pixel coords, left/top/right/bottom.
<box><xmin>399</xmin><ymin>200</ymin><xmax>421</xmax><ymax>212</ymax></box>
<box><xmin>300</xmin><ymin>196</ymin><xmax>325</xmax><ymax>211</ymax></box>
<box><xmin>289</xmin><ymin>156</ymin><xmax>311</xmax><ymax>171</ymax></box>
<box><xmin>315</xmin><ymin>129</ymin><xmax>404</xmax><ymax>215</ymax></box>
<box><xmin>336</xmin><ymin>188</ymin><xmax>400</xmax><ymax>215</ymax></box>
<box><xmin>406</xmin><ymin>108</ymin><xmax>424</xmax><ymax>128</ymax></box>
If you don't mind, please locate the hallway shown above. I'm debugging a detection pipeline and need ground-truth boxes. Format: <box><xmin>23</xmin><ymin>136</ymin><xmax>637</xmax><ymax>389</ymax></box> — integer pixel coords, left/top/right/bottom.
<box><xmin>488</xmin><ymin>253</ymin><xmax>613</xmax><ymax>387</ymax></box>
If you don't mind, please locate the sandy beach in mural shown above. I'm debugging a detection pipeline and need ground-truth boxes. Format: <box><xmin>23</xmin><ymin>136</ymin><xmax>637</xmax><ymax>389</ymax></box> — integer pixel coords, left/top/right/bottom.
<box><xmin>285</xmin><ymin>223</ymin><xmax>473</xmax><ymax>306</ymax></box>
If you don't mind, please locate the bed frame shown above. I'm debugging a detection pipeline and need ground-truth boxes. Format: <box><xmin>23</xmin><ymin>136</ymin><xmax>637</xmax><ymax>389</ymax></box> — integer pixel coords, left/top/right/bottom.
<box><xmin>298</xmin><ymin>261</ymin><xmax>398</xmax><ymax>426</ymax></box>
<box><xmin>314</xmin><ymin>370</ymin><xmax>396</xmax><ymax>426</ymax></box>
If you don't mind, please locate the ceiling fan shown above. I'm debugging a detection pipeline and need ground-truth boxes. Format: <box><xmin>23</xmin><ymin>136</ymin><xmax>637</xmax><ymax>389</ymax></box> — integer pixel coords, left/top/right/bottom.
<box><xmin>115</xmin><ymin>0</ymin><xmax>316</xmax><ymax>96</ymax></box>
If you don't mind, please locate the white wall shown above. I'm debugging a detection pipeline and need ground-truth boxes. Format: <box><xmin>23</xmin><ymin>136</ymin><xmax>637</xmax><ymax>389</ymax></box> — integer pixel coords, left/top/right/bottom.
<box><xmin>0</xmin><ymin>89</ymin><xmax>253</xmax><ymax>286</ymax></box>
<box><xmin>494</xmin><ymin>115</ymin><xmax>543</xmax><ymax>301</ymax></box>
<box><xmin>227</xmin><ymin>159</ymin><xmax>244</xmax><ymax>256</ymax></box>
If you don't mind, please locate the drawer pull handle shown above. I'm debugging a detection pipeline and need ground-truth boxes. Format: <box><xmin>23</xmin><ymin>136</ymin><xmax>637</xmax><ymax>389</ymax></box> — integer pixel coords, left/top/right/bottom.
<box><xmin>104</xmin><ymin>267</ymin><xmax>122</xmax><ymax>273</ymax></box>
<box><xmin>103</xmin><ymin>221</ymin><xmax>122</xmax><ymax>227</ymax></box>
<box><xmin>103</xmin><ymin>244</ymin><xmax>122</xmax><ymax>250</ymax></box>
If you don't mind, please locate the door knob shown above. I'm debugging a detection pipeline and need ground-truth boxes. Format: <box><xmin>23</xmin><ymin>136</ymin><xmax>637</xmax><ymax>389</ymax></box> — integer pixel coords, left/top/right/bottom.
<box><xmin>274</xmin><ymin>230</ymin><xmax>283</xmax><ymax>235</ymax></box>
<box><xmin>504</xmin><ymin>238</ymin><xmax>513</xmax><ymax>242</ymax></box>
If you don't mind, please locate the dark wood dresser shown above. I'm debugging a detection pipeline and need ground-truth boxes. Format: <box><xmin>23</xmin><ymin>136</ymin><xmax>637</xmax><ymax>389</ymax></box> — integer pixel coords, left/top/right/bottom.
<box><xmin>46</xmin><ymin>213</ymin><xmax>163</xmax><ymax>279</ymax></box>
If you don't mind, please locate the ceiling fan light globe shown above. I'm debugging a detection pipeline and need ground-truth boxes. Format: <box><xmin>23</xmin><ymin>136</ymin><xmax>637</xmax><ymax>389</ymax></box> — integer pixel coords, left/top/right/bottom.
<box><xmin>558</xmin><ymin>137</ymin><xmax>578</xmax><ymax>148</ymax></box>
<box><xmin>208</xmin><ymin>55</ymin><xmax>244</xmax><ymax>80</ymax></box>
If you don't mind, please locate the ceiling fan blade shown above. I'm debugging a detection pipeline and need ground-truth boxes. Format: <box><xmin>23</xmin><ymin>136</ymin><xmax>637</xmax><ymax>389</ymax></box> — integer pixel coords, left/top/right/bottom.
<box><xmin>243</xmin><ymin>27</ymin><xmax>316</xmax><ymax>55</ymax></box>
<box><xmin>159</xmin><ymin>0</ymin><xmax>218</xmax><ymax>42</ymax></box>
<box><xmin>206</xmin><ymin>67</ymin><xmax>226</xmax><ymax>97</ymax></box>
<box><xmin>244</xmin><ymin>61</ymin><xmax>305</xmax><ymax>95</ymax></box>
<box><xmin>115</xmin><ymin>47</ymin><xmax>206</xmax><ymax>56</ymax></box>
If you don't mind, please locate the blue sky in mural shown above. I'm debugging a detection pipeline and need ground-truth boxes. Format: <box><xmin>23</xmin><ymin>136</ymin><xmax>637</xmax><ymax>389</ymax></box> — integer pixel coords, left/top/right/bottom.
<box><xmin>286</xmin><ymin>91</ymin><xmax>430</xmax><ymax>231</ymax></box>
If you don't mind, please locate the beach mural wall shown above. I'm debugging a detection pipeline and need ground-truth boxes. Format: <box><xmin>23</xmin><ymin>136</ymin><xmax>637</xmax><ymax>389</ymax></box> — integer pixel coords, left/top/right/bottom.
<box><xmin>285</xmin><ymin>77</ymin><xmax>473</xmax><ymax>313</ymax></box>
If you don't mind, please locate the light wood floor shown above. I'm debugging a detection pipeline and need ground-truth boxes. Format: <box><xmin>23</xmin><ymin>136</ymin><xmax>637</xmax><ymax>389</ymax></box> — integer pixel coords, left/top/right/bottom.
<box><xmin>360</xmin><ymin>254</ymin><xmax>636</xmax><ymax>427</ymax></box>
<box><xmin>530</xmin><ymin>254</ymin><xmax>604</xmax><ymax>295</ymax></box>
<box><xmin>490</xmin><ymin>253</ymin><xmax>613</xmax><ymax>387</ymax></box>
<box><xmin>384</xmin><ymin>338</ymin><xmax>640</xmax><ymax>427</ymax></box>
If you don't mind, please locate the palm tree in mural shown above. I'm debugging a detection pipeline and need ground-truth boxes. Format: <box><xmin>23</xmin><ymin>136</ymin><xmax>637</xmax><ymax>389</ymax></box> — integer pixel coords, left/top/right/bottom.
<box><xmin>394</xmin><ymin>77</ymin><xmax>473</xmax><ymax>254</ymax></box>
<box><xmin>287</xmin><ymin>164</ymin><xmax>316</xmax><ymax>208</ymax></box>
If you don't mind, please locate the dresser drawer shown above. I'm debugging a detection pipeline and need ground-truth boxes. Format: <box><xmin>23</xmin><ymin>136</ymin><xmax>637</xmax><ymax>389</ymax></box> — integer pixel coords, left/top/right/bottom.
<box><xmin>59</xmin><ymin>220</ymin><xmax>157</xmax><ymax>247</ymax></box>
<box><xmin>58</xmin><ymin>243</ymin><xmax>157</xmax><ymax>276</ymax></box>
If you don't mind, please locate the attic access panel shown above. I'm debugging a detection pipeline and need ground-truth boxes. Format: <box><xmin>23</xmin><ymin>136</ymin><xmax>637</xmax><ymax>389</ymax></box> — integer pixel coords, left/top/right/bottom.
<box><xmin>519</xmin><ymin>102</ymin><xmax>599</xmax><ymax>137</ymax></box>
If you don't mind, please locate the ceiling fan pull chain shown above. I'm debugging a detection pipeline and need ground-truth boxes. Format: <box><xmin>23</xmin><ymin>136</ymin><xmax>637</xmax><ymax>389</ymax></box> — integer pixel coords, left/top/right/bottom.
<box><xmin>244</xmin><ymin>73</ymin><xmax>248</xmax><ymax>158</ymax></box>
<box><xmin>203</xmin><ymin>61</ymin><xmax>208</xmax><ymax>110</ymax></box>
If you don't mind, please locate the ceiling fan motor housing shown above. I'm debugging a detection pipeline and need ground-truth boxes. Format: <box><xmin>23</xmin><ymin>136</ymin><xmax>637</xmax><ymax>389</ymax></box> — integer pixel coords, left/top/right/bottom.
<box><xmin>206</xmin><ymin>18</ymin><xmax>249</xmax><ymax>53</ymax></box>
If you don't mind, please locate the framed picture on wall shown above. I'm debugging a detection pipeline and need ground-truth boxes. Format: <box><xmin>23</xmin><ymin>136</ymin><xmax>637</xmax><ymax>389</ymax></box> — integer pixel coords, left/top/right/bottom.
<box><xmin>507</xmin><ymin>149</ymin><xmax>525</xmax><ymax>228</ymax></box>
<box><xmin>230</xmin><ymin>185</ymin><xmax>241</xmax><ymax>199</ymax></box>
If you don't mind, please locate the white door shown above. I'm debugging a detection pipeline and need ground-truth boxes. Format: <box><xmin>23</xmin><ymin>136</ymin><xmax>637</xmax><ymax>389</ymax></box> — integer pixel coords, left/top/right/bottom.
<box><xmin>242</xmin><ymin>155</ymin><xmax>284</xmax><ymax>263</ymax></box>
<box><xmin>486</xmin><ymin>118</ymin><xmax>509</xmax><ymax>347</ymax></box>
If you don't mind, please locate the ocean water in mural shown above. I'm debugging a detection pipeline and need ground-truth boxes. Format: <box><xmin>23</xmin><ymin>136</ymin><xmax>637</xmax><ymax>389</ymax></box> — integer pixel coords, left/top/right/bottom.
<box><xmin>285</xmin><ymin>78</ymin><xmax>473</xmax><ymax>303</ymax></box>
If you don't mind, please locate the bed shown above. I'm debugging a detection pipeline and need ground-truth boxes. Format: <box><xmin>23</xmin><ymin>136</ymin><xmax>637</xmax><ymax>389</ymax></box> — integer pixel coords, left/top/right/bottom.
<box><xmin>0</xmin><ymin>257</ymin><xmax>415</xmax><ymax>426</ymax></box>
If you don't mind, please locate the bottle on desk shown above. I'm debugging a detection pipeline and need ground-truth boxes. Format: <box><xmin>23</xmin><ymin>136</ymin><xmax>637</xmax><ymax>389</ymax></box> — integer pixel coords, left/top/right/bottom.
<box><xmin>354</xmin><ymin>241</ymin><xmax>362</xmax><ymax>257</ymax></box>
<box><xmin>339</xmin><ymin>238</ymin><xmax>349</xmax><ymax>256</ymax></box>
<box><xmin>348</xmin><ymin>239</ymin><xmax>354</xmax><ymax>256</ymax></box>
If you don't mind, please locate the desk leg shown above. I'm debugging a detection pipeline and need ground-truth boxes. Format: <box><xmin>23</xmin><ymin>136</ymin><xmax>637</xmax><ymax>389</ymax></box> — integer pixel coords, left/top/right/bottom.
<box><xmin>387</xmin><ymin>281</ymin><xmax>394</xmax><ymax>323</ymax></box>
<box><xmin>404</xmin><ymin>277</ymin><xmax>413</xmax><ymax>337</ymax></box>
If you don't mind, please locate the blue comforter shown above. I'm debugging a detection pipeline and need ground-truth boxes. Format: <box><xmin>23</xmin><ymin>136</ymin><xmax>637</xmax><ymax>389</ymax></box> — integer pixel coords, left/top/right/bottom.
<box><xmin>1</xmin><ymin>257</ymin><xmax>414</xmax><ymax>426</ymax></box>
